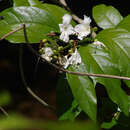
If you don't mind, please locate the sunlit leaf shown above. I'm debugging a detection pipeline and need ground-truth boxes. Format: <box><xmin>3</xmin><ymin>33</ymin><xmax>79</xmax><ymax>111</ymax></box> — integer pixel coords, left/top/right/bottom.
<box><xmin>92</xmin><ymin>4</ymin><xmax>123</xmax><ymax>29</ymax></box>
<box><xmin>67</xmin><ymin>64</ymin><xmax>97</xmax><ymax>121</ymax></box>
<box><xmin>77</xmin><ymin>43</ymin><xmax>129</xmax><ymax>116</ymax></box>
<box><xmin>97</xmin><ymin>28</ymin><xmax>130</xmax><ymax>88</ymax></box>
<box><xmin>117</xmin><ymin>15</ymin><xmax>130</xmax><ymax>32</ymax></box>
<box><xmin>0</xmin><ymin>0</ymin><xmax>68</xmax><ymax>43</ymax></box>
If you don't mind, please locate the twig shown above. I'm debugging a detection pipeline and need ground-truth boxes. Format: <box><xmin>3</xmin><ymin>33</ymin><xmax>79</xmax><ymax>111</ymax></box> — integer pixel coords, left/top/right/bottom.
<box><xmin>1</xmin><ymin>24</ymin><xmax>130</xmax><ymax>81</ymax></box>
<box><xmin>21</xmin><ymin>24</ymin><xmax>55</xmax><ymax>111</ymax></box>
<box><xmin>0</xmin><ymin>25</ymin><xmax>23</xmax><ymax>40</ymax></box>
<box><xmin>27</xmin><ymin>43</ymin><xmax>130</xmax><ymax>81</ymax></box>
<box><xmin>0</xmin><ymin>106</ymin><xmax>8</xmax><ymax>116</ymax></box>
<box><xmin>0</xmin><ymin>25</ymin><xmax>55</xmax><ymax>111</ymax></box>
<box><xmin>59</xmin><ymin>0</ymin><xmax>83</xmax><ymax>23</ymax></box>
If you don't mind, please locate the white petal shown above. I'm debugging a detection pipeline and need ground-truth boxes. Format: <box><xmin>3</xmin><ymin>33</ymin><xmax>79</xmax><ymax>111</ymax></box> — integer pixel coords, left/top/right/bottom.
<box><xmin>93</xmin><ymin>41</ymin><xmax>106</xmax><ymax>47</ymax></box>
<box><xmin>62</xmin><ymin>14</ymin><xmax>72</xmax><ymax>25</ymax></box>
<box><xmin>83</xmin><ymin>15</ymin><xmax>91</xmax><ymax>24</ymax></box>
<box><xmin>66</xmin><ymin>24</ymin><xmax>75</xmax><ymax>35</ymax></box>
<box><xmin>44</xmin><ymin>47</ymin><xmax>53</xmax><ymax>56</ymax></box>
<box><xmin>59</xmin><ymin>24</ymin><xmax>65</xmax><ymax>32</ymax></box>
<box><xmin>60</xmin><ymin>31</ymin><xmax>70</xmax><ymax>42</ymax></box>
<box><xmin>68</xmin><ymin>49</ymin><xmax>82</xmax><ymax>65</ymax></box>
<box><xmin>74</xmin><ymin>24</ymin><xmax>91</xmax><ymax>40</ymax></box>
<box><xmin>41</xmin><ymin>54</ymin><xmax>52</xmax><ymax>62</ymax></box>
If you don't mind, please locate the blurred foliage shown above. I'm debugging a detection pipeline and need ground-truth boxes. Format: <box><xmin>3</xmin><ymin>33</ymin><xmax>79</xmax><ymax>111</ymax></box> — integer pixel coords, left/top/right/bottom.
<box><xmin>0</xmin><ymin>114</ymin><xmax>100</xmax><ymax>130</ymax></box>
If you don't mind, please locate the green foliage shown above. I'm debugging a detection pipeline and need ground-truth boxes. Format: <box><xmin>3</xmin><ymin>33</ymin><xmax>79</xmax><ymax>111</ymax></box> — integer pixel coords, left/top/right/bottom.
<box><xmin>67</xmin><ymin>64</ymin><xmax>97</xmax><ymax>121</ymax></box>
<box><xmin>1</xmin><ymin>1</ymin><xmax>130</xmax><ymax>129</ymax></box>
<box><xmin>92</xmin><ymin>4</ymin><xmax>123</xmax><ymax>29</ymax></box>
<box><xmin>117</xmin><ymin>15</ymin><xmax>130</xmax><ymax>32</ymax></box>
<box><xmin>66</xmin><ymin>4</ymin><xmax>130</xmax><ymax>121</ymax></box>
<box><xmin>56</xmin><ymin>74</ymin><xmax>82</xmax><ymax>121</ymax></box>
<box><xmin>0</xmin><ymin>0</ymin><xmax>68</xmax><ymax>43</ymax></box>
<box><xmin>0</xmin><ymin>91</ymin><xmax>11</xmax><ymax>106</ymax></box>
<box><xmin>59</xmin><ymin>100</ymin><xmax>82</xmax><ymax>121</ymax></box>
<box><xmin>0</xmin><ymin>114</ymin><xmax>99</xmax><ymax>130</ymax></box>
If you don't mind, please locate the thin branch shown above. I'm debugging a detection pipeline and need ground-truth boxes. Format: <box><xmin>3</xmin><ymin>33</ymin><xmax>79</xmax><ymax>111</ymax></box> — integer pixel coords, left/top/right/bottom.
<box><xmin>0</xmin><ymin>106</ymin><xmax>8</xmax><ymax>116</ymax></box>
<box><xmin>1</xmin><ymin>24</ymin><xmax>130</xmax><ymax>81</ymax></box>
<box><xmin>0</xmin><ymin>25</ymin><xmax>23</xmax><ymax>40</ymax></box>
<box><xmin>27</xmin><ymin>43</ymin><xmax>130</xmax><ymax>81</ymax></box>
<box><xmin>59</xmin><ymin>0</ymin><xmax>83</xmax><ymax>23</ymax></box>
<box><xmin>21</xmin><ymin>25</ymin><xmax>55</xmax><ymax>111</ymax></box>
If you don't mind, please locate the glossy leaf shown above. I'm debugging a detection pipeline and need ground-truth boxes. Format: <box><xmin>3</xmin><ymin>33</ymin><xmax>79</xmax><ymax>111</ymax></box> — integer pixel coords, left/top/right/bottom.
<box><xmin>92</xmin><ymin>4</ymin><xmax>123</xmax><ymax>29</ymax></box>
<box><xmin>13</xmin><ymin>0</ymin><xmax>41</xmax><ymax>6</ymax></box>
<box><xmin>59</xmin><ymin>100</ymin><xmax>82</xmax><ymax>121</ymax></box>
<box><xmin>78</xmin><ymin>44</ymin><xmax>129</xmax><ymax>116</ymax></box>
<box><xmin>0</xmin><ymin>0</ymin><xmax>68</xmax><ymax>43</ymax></box>
<box><xmin>97</xmin><ymin>28</ymin><xmax>130</xmax><ymax>88</ymax></box>
<box><xmin>67</xmin><ymin>64</ymin><xmax>97</xmax><ymax>121</ymax></box>
<box><xmin>117</xmin><ymin>15</ymin><xmax>130</xmax><ymax>32</ymax></box>
<box><xmin>56</xmin><ymin>74</ymin><xmax>74</xmax><ymax>118</ymax></box>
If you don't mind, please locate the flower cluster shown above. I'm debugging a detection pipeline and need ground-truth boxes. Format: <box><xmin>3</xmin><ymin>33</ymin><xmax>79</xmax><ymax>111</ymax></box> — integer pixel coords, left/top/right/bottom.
<box><xmin>41</xmin><ymin>47</ymin><xmax>54</xmax><ymax>62</ymax></box>
<box><xmin>39</xmin><ymin>14</ymin><xmax>105</xmax><ymax>69</ymax></box>
<box><xmin>61</xmin><ymin>48</ymin><xmax>82</xmax><ymax>69</ymax></box>
<box><xmin>59</xmin><ymin>14</ymin><xmax>91</xmax><ymax>42</ymax></box>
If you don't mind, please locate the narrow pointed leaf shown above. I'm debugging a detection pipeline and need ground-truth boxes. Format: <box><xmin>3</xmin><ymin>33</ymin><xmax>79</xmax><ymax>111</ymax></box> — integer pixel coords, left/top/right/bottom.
<box><xmin>92</xmin><ymin>4</ymin><xmax>123</xmax><ymax>29</ymax></box>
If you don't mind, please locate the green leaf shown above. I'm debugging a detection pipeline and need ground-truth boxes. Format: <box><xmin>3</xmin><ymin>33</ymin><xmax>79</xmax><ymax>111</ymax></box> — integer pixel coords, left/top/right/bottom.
<box><xmin>101</xmin><ymin>119</ymin><xmax>117</xmax><ymax>129</ymax></box>
<box><xmin>0</xmin><ymin>91</ymin><xmax>11</xmax><ymax>106</ymax></box>
<box><xmin>97</xmin><ymin>28</ymin><xmax>130</xmax><ymax>88</ymax></box>
<box><xmin>0</xmin><ymin>114</ymin><xmax>99</xmax><ymax>130</ymax></box>
<box><xmin>56</xmin><ymin>74</ymin><xmax>74</xmax><ymax>118</ymax></box>
<box><xmin>117</xmin><ymin>15</ymin><xmax>130</xmax><ymax>32</ymax></box>
<box><xmin>78</xmin><ymin>44</ymin><xmax>129</xmax><ymax>116</ymax></box>
<box><xmin>92</xmin><ymin>4</ymin><xmax>123</xmax><ymax>29</ymax></box>
<box><xmin>59</xmin><ymin>100</ymin><xmax>82</xmax><ymax>121</ymax></box>
<box><xmin>13</xmin><ymin>0</ymin><xmax>41</xmax><ymax>7</ymax></box>
<box><xmin>0</xmin><ymin>0</ymin><xmax>68</xmax><ymax>43</ymax></box>
<box><xmin>67</xmin><ymin>64</ymin><xmax>97</xmax><ymax>121</ymax></box>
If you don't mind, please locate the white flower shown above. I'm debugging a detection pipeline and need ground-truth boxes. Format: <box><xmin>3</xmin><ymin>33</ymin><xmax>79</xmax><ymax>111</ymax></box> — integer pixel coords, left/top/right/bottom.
<box><xmin>93</xmin><ymin>40</ymin><xmax>106</xmax><ymax>47</ymax></box>
<box><xmin>41</xmin><ymin>47</ymin><xmax>53</xmax><ymax>62</ymax></box>
<box><xmin>61</xmin><ymin>55</ymin><xmax>70</xmax><ymax>69</ymax></box>
<box><xmin>59</xmin><ymin>14</ymin><xmax>75</xmax><ymax>42</ymax></box>
<box><xmin>117</xmin><ymin>107</ymin><xmax>121</xmax><ymax>112</ymax></box>
<box><xmin>74</xmin><ymin>15</ymin><xmax>91</xmax><ymax>40</ymax></box>
<box><xmin>62</xmin><ymin>48</ymin><xmax>82</xmax><ymax>68</ymax></box>
<box><xmin>68</xmin><ymin>48</ymin><xmax>82</xmax><ymax>65</ymax></box>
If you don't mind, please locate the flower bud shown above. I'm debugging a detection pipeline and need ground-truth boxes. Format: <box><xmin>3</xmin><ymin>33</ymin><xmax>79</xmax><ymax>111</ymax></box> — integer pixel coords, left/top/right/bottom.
<box><xmin>39</xmin><ymin>48</ymin><xmax>44</xmax><ymax>54</ymax></box>
<box><xmin>58</xmin><ymin>46</ymin><xmax>63</xmax><ymax>51</ymax></box>
<box><xmin>53</xmin><ymin>50</ymin><xmax>57</xmax><ymax>54</ymax></box>
<box><xmin>53</xmin><ymin>55</ymin><xmax>58</xmax><ymax>59</ymax></box>
<box><xmin>42</xmin><ymin>39</ymin><xmax>47</xmax><ymax>43</ymax></box>
<box><xmin>68</xmin><ymin>48</ymin><xmax>73</xmax><ymax>54</ymax></box>
<box><xmin>44</xmin><ymin>43</ymin><xmax>49</xmax><ymax>47</ymax></box>
<box><xmin>69</xmin><ymin>40</ymin><xmax>74</xmax><ymax>44</ymax></box>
